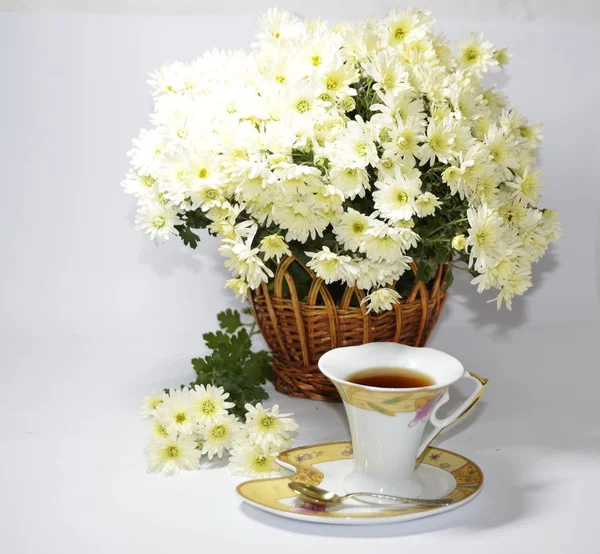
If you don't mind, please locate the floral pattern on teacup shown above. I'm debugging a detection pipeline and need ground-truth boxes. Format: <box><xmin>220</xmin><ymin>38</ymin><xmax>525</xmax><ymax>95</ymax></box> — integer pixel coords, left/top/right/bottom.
<box><xmin>408</xmin><ymin>394</ymin><xmax>442</xmax><ymax>427</ymax></box>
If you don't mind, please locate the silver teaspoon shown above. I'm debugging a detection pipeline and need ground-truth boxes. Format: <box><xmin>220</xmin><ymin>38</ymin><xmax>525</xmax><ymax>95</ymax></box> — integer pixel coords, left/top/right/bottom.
<box><xmin>288</xmin><ymin>481</ymin><xmax>453</xmax><ymax>508</ymax></box>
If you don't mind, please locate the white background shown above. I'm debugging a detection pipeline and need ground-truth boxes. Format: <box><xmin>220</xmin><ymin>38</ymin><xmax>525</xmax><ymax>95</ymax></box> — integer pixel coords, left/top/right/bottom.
<box><xmin>1</xmin><ymin>3</ymin><xmax>599</xmax><ymax>554</ymax></box>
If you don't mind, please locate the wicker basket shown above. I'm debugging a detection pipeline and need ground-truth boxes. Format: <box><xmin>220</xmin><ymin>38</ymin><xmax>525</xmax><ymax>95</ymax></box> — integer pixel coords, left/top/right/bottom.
<box><xmin>248</xmin><ymin>256</ymin><xmax>449</xmax><ymax>401</ymax></box>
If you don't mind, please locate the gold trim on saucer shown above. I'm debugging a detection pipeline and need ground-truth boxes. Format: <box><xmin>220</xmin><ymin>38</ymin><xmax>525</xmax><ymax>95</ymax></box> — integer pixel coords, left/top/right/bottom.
<box><xmin>236</xmin><ymin>441</ymin><xmax>484</xmax><ymax>520</ymax></box>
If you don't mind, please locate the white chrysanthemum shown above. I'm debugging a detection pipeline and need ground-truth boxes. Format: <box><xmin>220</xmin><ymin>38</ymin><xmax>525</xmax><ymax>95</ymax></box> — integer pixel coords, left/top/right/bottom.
<box><xmin>333</xmin><ymin>208</ymin><xmax>369</xmax><ymax>251</ymax></box>
<box><xmin>243</xmin><ymin>403</ymin><xmax>298</xmax><ymax>450</ymax></box>
<box><xmin>219</xmin><ymin>234</ymin><xmax>274</xmax><ymax>289</ymax></box>
<box><xmin>385</xmin><ymin>8</ymin><xmax>432</xmax><ymax>46</ymax></box>
<box><xmin>154</xmin><ymin>389</ymin><xmax>196</xmax><ymax>436</ymax></box>
<box><xmin>329</xmin><ymin>166</ymin><xmax>370</xmax><ymax>199</ymax></box>
<box><xmin>149</xmin><ymin>419</ymin><xmax>170</xmax><ymax>439</ymax></box>
<box><xmin>494</xmin><ymin>46</ymin><xmax>511</xmax><ymax>68</ymax></box>
<box><xmin>272</xmin><ymin>195</ymin><xmax>329</xmax><ymax>243</ymax></box>
<box><xmin>134</xmin><ymin>201</ymin><xmax>181</xmax><ymax>243</ymax></box>
<box><xmin>200</xmin><ymin>414</ymin><xmax>243</xmax><ymax>460</ymax></box>
<box><xmin>146</xmin><ymin>435</ymin><xmax>201</xmax><ymax>476</ymax></box>
<box><xmin>306</xmin><ymin>246</ymin><xmax>358</xmax><ymax>285</ymax></box>
<box><xmin>362</xmin><ymin>51</ymin><xmax>408</xmax><ymax>93</ymax></box>
<box><xmin>259</xmin><ymin>234</ymin><xmax>291</xmax><ymax>263</ymax></box>
<box><xmin>123</xmin><ymin>8</ymin><xmax>559</xmax><ymax>313</ymax></box>
<box><xmin>360</xmin><ymin>220</ymin><xmax>411</xmax><ymax>263</ymax></box>
<box><xmin>122</xmin><ymin>172</ymin><xmax>157</xmax><ymax>199</ymax></box>
<box><xmin>255</xmin><ymin>7</ymin><xmax>304</xmax><ymax>46</ymax></box>
<box><xmin>466</xmin><ymin>204</ymin><xmax>511</xmax><ymax>271</ymax></box>
<box><xmin>383</xmin><ymin>116</ymin><xmax>425</xmax><ymax>160</ymax></box>
<box><xmin>142</xmin><ymin>391</ymin><xmax>167</xmax><ymax>417</ymax></box>
<box><xmin>374</xmin><ymin>168</ymin><xmax>422</xmax><ymax>222</ymax></box>
<box><xmin>330</xmin><ymin>116</ymin><xmax>378</xmax><ymax>169</ymax></box>
<box><xmin>228</xmin><ymin>443</ymin><xmax>284</xmax><ymax>478</ymax></box>
<box><xmin>414</xmin><ymin>192</ymin><xmax>441</xmax><ymax>217</ymax></box>
<box><xmin>484</xmin><ymin>124</ymin><xmax>519</xmax><ymax>172</ymax></box>
<box><xmin>189</xmin><ymin>384</ymin><xmax>235</xmax><ymax>425</ymax></box>
<box><xmin>493</xmin><ymin>265</ymin><xmax>532</xmax><ymax>310</ymax></box>
<box><xmin>507</xmin><ymin>168</ymin><xmax>542</xmax><ymax>206</ymax></box>
<box><xmin>361</xmin><ymin>288</ymin><xmax>401</xmax><ymax>314</ymax></box>
<box><xmin>457</xmin><ymin>33</ymin><xmax>497</xmax><ymax>74</ymax></box>
<box><xmin>452</xmin><ymin>234</ymin><xmax>468</xmax><ymax>251</ymax></box>
<box><xmin>128</xmin><ymin>128</ymin><xmax>164</xmax><ymax>175</ymax></box>
<box><xmin>225</xmin><ymin>278</ymin><xmax>249</xmax><ymax>299</ymax></box>
<box><xmin>418</xmin><ymin>119</ymin><xmax>455</xmax><ymax>165</ymax></box>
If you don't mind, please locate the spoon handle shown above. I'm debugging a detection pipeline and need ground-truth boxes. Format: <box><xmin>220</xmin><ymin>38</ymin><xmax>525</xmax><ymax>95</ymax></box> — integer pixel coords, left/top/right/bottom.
<box><xmin>345</xmin><ymin>492</ymin><xmax>452</xmax><ymax>507</ymax></box>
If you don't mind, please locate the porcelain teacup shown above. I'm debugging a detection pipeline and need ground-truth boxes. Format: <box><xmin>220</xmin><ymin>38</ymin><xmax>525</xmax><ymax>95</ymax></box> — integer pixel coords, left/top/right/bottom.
<box><xmin>318</xmin><ymin>342</ymin><xmax>488</xmax><ymax>497</ymax></box>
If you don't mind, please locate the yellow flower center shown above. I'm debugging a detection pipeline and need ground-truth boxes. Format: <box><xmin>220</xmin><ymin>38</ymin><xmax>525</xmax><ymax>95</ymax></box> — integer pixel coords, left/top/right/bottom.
<box><xmin>255</xmin><ymin>455</ymin><xmax>267</xmax><ymax>467</ymax></box>
<box><xmin>475</xmin><ymin>229</ymin><xmax>491</xmax><ymax>248</ymax></box>
<box><xmin>204</xmin><ymin>189</ymin><xmax>217</xmax><ymax>200</ymax></box>
<box><xmin>352</xmin><ymin>221</ymin><xmax>365</xmax><ymax>233</ymax></box>
<box><xmin>142</xmin><ymin>175</ymin><xmax>155</xmax><ymax>187</ymax></box>
<box><xmin>463</xmin><ymin>46</ymin><xmax>481</xmax><ymax>64</ymax></box>
<box><xmin>260</xmin><ymin>415</ymin><xmax>275</xmax><ymax>429</ymax></box>
<box><xmin>326</xmin><ymin>76</ymin><xmax>340</xmax><ymax>91</ymax></box>
<box><xmin>429</xmin><ymin>136</ymin><xmax>442</xmax><ymax>150</ymax></box>
<box><xmin>155</xmin><ymin>422</ymin><xmax>168</xmax><ymax>437</ymax></box>
<box><xmin>149</xmin><ymin>398</ymin><xmax>163</xmax><ymax>409</ymax></box>
<box><xmin>211</xmin><ymin>425</ymin><xmax>226</xmax><ymax>439</ymax></box>
<box><xmin>339</xmin><ymin>96</ymin><xmax>355</xmax><ymax>112</ymax></box>
<box><xmin>165</xmin><ymin>445</ymin><xmax>180</xmax><ymax>459</ymax></box>
<box><xmin>355</xmin><ymin>142</ymin><xmax>368</xmax><ymax>156</ymax></box>
<box><xmin>396</xmin><ymin>191</ymin><xmax>408</xmax><ymax>204</ymax></box>
<box><xmin>296</xmin><ymin>99</ymin><xmax>311</xmax><ymax>113</ymax></box>
<box><xmin>176</xmin><ymin>169</ymin><xmax>188</xmax><ymax>181</ymax></box>
<box><xmin>379</xmin><ymin>128</ymin><xmax>391</xmax><ymax>142</ymax></box>
<box><xmin>275</xmin><ymin>75</ymin><xmax>286</xmax><ymax>84</ymax></box>
<box><xmin>200</xmin><ymin>399</ymin><xmax>216</xmax><ymax>415</ymax></box>
<box><xmin>392</xmin><ymin>22</ymin><xmax>410</xmax><ymax>41</ymax></box>
<box><xmin>175</xmin><ymin>412</ymin><xmax>187</xmax><ymax>424</ymax></box>
<box><xmin>311</xmin><ymin>55</ymin><xmax>322</xmax><ymax>66</ymax></box>
<box><xmin>176</xmin><ymin>129</ymin><xmax>188</xmax><ymax>139</ymax></box>
<box><xmin>398</xmin><ymin>130</ymin><xmax>416</xmax><ymax>150</ymax></box>
<box><xmin>381</xmin><ymin>73</ymin><xmax>395</xmax><ymax>89</ymax></box>
<box><xmin>198</xmin><ymin>168</ymin><xmax>208</xmax><ymax>179</ymax></box>
<box><xmin>225</xmin><ymin>102</ymin><xmax>237</xmax><ymax>114</ymax></box>
<box><xmin>151</xmin><ymin>215</ymin><xmax>166</xmax><ymax>229</ymax></box>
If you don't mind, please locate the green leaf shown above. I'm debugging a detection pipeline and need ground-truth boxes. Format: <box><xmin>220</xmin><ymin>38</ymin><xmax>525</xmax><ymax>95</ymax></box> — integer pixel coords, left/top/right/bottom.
<box><xmin>175</xmin><ymin>224</ymin><xmax>200</xmax><ymax>249</ymax></box>
<box><xmin>217</xmin><ymin>308</ymin><xmax>243</xmax><ymax>333</ymax></box>
<box><xmin>443</xmin><ymin>269</ymin><xmax>455</xmax><ymax>291</ymax></box>
<box><xmin>185</xmin><ymin>309</ymin><xmax>273</xmax><ymax>415</ymax></box>
<box><xmin>202</xmin><ymin>330</ymin><xmax>231</xmax><ymax>350</ymax></box>
<box><xmin>434</xmin><ymin>243</ymin><xmax>450</xmax><ymax>265</ymax></box>
<box><xmin>416</xmin><ymin>263</ymin><xmax>435</xmax><ymax>283</ymax></box>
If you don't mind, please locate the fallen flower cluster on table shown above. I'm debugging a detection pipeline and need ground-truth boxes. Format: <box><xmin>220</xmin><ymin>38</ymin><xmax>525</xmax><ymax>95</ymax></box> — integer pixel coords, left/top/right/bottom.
<box><xmin>143</xmin><ymin>385</ymin><xmax>298</xmax><ymax>477</ymax></box>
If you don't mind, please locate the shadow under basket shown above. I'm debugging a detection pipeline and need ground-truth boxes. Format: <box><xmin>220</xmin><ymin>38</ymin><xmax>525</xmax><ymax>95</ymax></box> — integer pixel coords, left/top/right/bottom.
<box><xmin>248</xmin><ymin>257</ymin><xmax>450</xmax><ymax>401</ymax></box>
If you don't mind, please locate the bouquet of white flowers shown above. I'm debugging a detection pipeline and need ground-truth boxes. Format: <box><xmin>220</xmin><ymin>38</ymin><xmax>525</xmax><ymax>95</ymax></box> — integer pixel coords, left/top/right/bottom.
<box><xmin>123</xmin><ymin>7</ymin><xmax>560</xmax><ymax>312</ymax></box>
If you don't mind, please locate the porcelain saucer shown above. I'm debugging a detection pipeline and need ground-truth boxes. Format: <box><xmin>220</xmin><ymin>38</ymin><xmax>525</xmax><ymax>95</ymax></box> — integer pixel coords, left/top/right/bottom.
<box><xmin>236</xmin><ymin>441</ymin><xmax>483</xmax><ymax>525</ymax></box>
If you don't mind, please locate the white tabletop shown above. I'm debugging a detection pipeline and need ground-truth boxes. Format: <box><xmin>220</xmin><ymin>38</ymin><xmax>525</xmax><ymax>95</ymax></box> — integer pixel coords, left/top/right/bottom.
<box><xmin>2</xmin><ymin>323</ymin><xmax>599</xmax><ymax>553</ymax></box>
<box><xmin>1</xmin><ymin>11</ymin><xmax>599</xmax><ymax>554</ymax></box>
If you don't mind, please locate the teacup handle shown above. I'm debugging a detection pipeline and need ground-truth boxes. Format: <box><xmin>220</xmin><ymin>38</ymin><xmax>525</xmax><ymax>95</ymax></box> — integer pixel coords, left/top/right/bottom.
<box><xmin>416</xmin><ymin>371</ymin><xmax>488</xmax><ymax>463</ymax></box>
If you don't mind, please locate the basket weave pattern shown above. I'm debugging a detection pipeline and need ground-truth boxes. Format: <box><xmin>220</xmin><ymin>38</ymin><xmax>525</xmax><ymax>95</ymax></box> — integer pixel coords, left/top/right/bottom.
<box><xmin>248</xmin><ymin>257</ymin><xmax>449</xmax><ymax>401</ymax></box>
